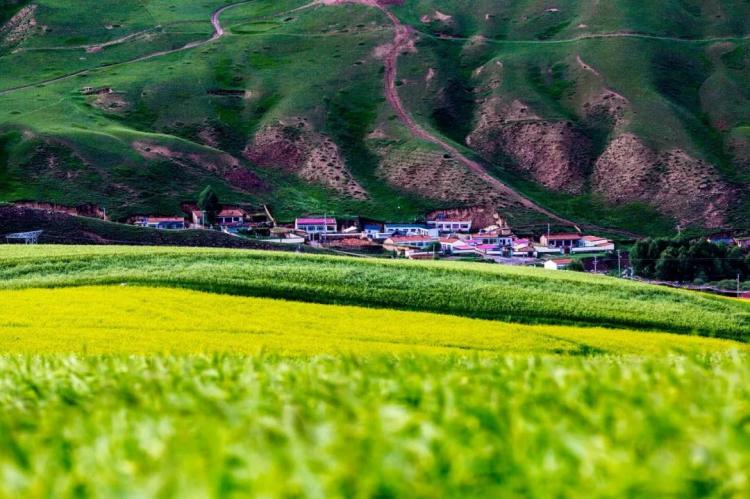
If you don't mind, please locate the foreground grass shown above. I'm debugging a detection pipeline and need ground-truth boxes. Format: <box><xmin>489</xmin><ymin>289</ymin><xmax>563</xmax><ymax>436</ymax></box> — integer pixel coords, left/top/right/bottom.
<box><xmin>1</xmin><ymin>246</ymin><xmax>749</xmax><ymax>341</ymax></box>
<box><xmin>0</xmin><ymin>286</ymin><xmax>743</xmax><ymax>356</ymax></box>
<box><xmin>0</xmin><ymin>354</ymin><xmax>749</xmax><ymax>497</ymax></box>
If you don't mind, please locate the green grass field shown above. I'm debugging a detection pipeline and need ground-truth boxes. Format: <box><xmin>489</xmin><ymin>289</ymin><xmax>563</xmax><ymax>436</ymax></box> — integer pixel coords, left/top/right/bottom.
<box><xmin>1</xmin><ymin>245</ymin><xmax>750</xmax><ymax>495</ymax></box>
<box><xmin>1</xmin><ymin>245</ymin><xmax>748</xmax><ymax>340</ymax></box>
<box><xmin>2</xmin><ymin>354</ymin><xmax>750</xmax><ymax>497</ymax></box>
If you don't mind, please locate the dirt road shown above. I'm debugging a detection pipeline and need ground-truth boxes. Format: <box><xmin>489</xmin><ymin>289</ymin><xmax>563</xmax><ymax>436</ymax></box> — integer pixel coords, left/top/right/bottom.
<box><xmin>318</xmin><ymin>0</ymin><xmax>578</xmax><ymax>226</ymax></box>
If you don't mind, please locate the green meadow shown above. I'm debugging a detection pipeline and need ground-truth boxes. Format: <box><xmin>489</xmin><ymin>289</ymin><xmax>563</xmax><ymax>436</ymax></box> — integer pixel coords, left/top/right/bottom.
<box><xmin>0</xmin><ymin>245</ymin><xmax>749</xmax><ymax>495</ymax></box>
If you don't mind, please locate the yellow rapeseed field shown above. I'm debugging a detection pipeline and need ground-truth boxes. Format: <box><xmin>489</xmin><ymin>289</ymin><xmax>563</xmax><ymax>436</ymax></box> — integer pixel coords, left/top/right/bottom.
<box><xmin>0</xmin><ymin>286</ymin><xmax>743</xmax><ymax>355</ymax></box>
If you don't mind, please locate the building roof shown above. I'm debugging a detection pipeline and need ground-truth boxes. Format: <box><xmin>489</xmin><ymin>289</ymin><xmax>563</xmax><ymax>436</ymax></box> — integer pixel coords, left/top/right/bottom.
<box><xmin>428</xmin><ymin>218</ymin><xmax>472</xmax><ymax>223</ymax></box>
<box><xmin>549</xmin><ymin>258</ymin><xmax>574</xmax><ymax>265</ymax></box>
<box><xmin>138</xmin><ymin>216</ymin><xmax>185</xmax><ymax>223</ymax></box>
<box><xmin>218</xmin><ymin>209</ymin><xmax>245</xmax><ymax>217</ymax></box>
<box><xmin>472</xmin><ymin>231</ymin><xmax>506</xmax><ymax>238</ymax></box>
<box><xmin>388</xmin><ymin>236</ymin><xmax>436</xmax><ymax>243</ymax></box>
<box><xmin>582</xmin><ymin>235</ymin><xmax>608</xmax><ymax>242</ymax></box>
<box><xmin>544</xmin><ymin>233</ymin><xmax>582</xmax><ymax>241</ymax></box>
<box><xmin>384</xmin><ymin>222</ymin><xmax>427</xmax><ymax>228</ymax></box>
<box><xmin>296</xmin><ymin>217</ymin><xmax>336</xmax><ymax>225</ymax></box>
<box><xmin>439</xmin><ymin>237</ymin><xmax>462</xmax><ymax>244</ymax></box>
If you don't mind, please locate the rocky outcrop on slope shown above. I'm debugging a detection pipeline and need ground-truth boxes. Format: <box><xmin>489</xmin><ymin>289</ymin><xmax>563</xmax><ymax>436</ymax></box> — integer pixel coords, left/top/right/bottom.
<box><xmin>1</xmin><ymin>4</ymin><xmax>40</xmax><ymax>50</ymax></box>
<box><xmin>593</xmin><ymin>134</ymin><xmax>737</xmax><ymax>227</ymax></box>
<box><xmin>244</xmin><ymin>119</ymin><xmax>367</xmax><ymax>200</ymax></box>
<box><xmin>132</xmin><ymin>141</ymin><xmax>266</xmax><ymax>193</ymax></box>
<box><xmin>467</xmin><ymin>99</ymin><xmax>591</xmax><ymax>194</ymax></box>
<box><xmin>375</xmin><ymin>147</ymin><xmax>505</xmax><ymax>206</ymax></box>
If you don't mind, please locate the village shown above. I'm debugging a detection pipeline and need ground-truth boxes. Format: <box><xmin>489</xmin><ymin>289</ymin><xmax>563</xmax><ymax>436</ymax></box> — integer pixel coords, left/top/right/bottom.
<box><xmin>126</xmin><ymin>202</ymin><xmax>624</xmax><ymax>273</ymax></box>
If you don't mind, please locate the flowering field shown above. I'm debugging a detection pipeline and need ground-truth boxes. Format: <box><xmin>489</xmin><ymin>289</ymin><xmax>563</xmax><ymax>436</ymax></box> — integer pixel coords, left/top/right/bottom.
<box><xmin>1</xmin><ymin>245</ymin><xmax>749</xmax><ymax>340</ymax></box>
<box><xmin>1</xmin><ymin>245</ymin><xmax>749</xmax><ymax>496</ymax></box>
<box><xmin>0</xmin><ymin>286</ymin><xmax>743</xmax><ymax>356</ymax></box>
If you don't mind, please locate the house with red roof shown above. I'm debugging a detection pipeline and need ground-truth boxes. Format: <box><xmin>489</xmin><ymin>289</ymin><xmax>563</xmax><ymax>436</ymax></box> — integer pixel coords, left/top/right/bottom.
<box><xmin>439</xmin><ymin>237</ymin><xmax>474</xmax><ymax>255</ymax></box>
<box><xmin>216</xmin><ymin>209</ymin><xmax>246</xmax><ymax>228</ymax></box>
<box><xmin>571</xmin><ymin>235</ymin><xmax>615</xmax><ymax>253</ymax></box>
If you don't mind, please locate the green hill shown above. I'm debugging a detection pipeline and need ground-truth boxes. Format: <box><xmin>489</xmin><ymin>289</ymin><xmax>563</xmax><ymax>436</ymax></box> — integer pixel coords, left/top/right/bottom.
<box><xmin>1</xmin><ymin>0</ymin><xmax>749</xmax><ymax>233</ymax></box>
<box><xmin>2</xmin><ymin>245</ymin><xmax>749</xmax><ymax>340</ymax></box>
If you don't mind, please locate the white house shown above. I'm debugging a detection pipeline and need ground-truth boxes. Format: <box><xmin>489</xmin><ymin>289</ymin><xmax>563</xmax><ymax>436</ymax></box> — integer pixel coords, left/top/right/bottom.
<box><xmin>534</xmin><ymin>245</ymin><xmax>564</xmax><ymax>257</ymax></box>
<box><xmin>133</xmin><ymin>216</ymin><xmax>186</xmax><ymax>230</ymax></box>
<box><xmin>383</xmin><ymin>236</ymin><xmax>440</xmax><ymax>253</ymax></box>
<box><xmin>427</xmin><ymin>218</ymin><xmax>472</xmax><ymax>233</ymax></box>
<box><xmin>382</xmin><ymin>223</ymin><xmax>439</xmax><ymax>238</ymax></box>
<box><xmin>544</xmin><ymin>258</ymin><xmax>573</xmax><ymax>270</ymax></box>
<box><xmin>295</xmin><ymin>217</ymin><xmax>337</xmax><ymax>234</ymax></box>
<box><xmin>571</xmin><ymin>235</ymin><xmax>615</xmax><ymax>253</ymax></box>
<box><xmin>540</xmin><ymin>233</ymin><xmax>582</xmax><ymax>249</ymax></box>
<box><xmin>468</xmin><ymin>231</ymin><xmax>513</xmax><ymax>247</ymax></box>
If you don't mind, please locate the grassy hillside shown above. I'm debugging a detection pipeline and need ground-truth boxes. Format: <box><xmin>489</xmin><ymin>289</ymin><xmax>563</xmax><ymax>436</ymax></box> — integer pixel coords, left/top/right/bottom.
<box><xmin>1</xmin><ymin>354</ymin><xmax>750</xmax><ymax>497</ymax></box>
<box><xmin>1</xmin><ymin>245</ymin><xmax>749</xmax><ymax>340</ymax></box>
<box><xmin>0</xmin><ymin>0</ymin><xmax>748</xmax><ymax>232</ymax></box>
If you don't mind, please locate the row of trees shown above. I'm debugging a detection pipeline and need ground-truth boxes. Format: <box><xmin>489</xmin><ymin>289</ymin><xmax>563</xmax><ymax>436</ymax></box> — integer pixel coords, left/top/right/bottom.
<box><xmin>631</xmin><ymin>238</ymin><xmax>750</xmax><ymax>283</ymax></box>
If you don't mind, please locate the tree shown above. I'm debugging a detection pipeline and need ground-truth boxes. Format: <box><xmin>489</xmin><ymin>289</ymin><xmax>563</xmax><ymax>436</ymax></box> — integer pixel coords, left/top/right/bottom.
<box><xmin>567</xmin><ymin>260</ymin><xmax>585</xmax><ymax>272</ymax></box>
<box><xmin>655</xmin><ymin>247</ymin><xmax>680</xmax><ymax>281</ymax></box>
<box><xmin>197</xmin><ymin>185</ymin><xmax>221</xmax><ymax>225</ymax></box>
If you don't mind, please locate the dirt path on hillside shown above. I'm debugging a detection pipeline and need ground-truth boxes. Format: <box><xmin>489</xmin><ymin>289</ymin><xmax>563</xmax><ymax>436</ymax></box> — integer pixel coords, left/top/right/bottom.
<box><xmin>317</xmin><ymin>0</ymin><xmax>581</xmax><ymax>226</ymax></box>
<box><xmin>0</xmin><ymin>2</ymin><xmax>646</xmax><ymax>236</ymax></box>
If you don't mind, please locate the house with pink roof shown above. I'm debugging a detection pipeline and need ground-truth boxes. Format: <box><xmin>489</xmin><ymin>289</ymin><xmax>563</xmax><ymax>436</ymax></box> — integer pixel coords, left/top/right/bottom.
<box><xmin>295</xmin><ymin>217</ymin><xmax>337</xmax><ymax>235</ymax></box>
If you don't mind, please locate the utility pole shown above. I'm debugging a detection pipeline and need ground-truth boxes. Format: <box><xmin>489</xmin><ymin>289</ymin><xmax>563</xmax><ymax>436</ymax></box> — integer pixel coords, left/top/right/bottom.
<box><xmin>593</xmin><ymin>255</ymin><xmax>598</xmax><ymax>273</ymax></box>
<box><xmin>617</xmin><ymin>250</ymin><xmax>622</xmax><ymax>277</ymax></box>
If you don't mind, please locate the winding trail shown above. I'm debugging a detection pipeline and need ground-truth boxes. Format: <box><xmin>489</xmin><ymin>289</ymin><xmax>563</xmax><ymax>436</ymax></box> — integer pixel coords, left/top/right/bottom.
<box><xmin>318</xmin><ymin>0</ymin><xmax>579</xmax><ymax>226</ymax></box>
<box><xmin>0</xmin><ymin>1</ymin><xmax>677</xmax><ymax>235</ymax></box>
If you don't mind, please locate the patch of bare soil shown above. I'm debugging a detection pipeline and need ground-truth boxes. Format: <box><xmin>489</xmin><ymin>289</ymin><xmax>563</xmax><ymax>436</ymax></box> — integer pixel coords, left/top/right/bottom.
<box><xmin>593</xmin><ymin>134</ymin><xmax>737</xmax><ymax>227</ymax></box>
<box><xmin>467</xmin><ymin>100</ymin><xmax>590</xmax><ymax>194</ymax></box>
<box><xmin>426</xmin><ymin>206</ymin><xmax>505</xmax><ymax>230</ymax></box>
<box><xmin>728</xmin><ymin>133</ymin><xmax>750</xmax><ymax>176</ymax></box>
<box><xmin>244</xmin><ymin>119</ymin><xmax>368</xmax><ymax>200</ymax></box>
<box><xmin>132</xmin><ymin>140</ymin><xmax>266</xmax><ymax>193</ymax></box>
<box><xmin>375</xmin><ymin>147</ymin><xmax>511</xmax><ymax>207</ymax></box>
<box><xmin>1</xmin><ymin>4</ymin><xmax>40</xmax><ymax>49</ymax></box>
<box><xmin>583</xmin><ymin>90</ymin><xmax>628</xmax><ymax>128</ymax></box>
<box><xmin>91</xmin><ymin>91</ymin><xmax>129</xmax><ymax>112</ymax></box>
<box><xmin>420</xmin><ymin>10</ymin><xmax>453</xmax><ymax>23</ymax></box>
<box><xmin>197</xmin><ymin>127</ymin><xmax>221</xmax><ymax>148</ymax></box>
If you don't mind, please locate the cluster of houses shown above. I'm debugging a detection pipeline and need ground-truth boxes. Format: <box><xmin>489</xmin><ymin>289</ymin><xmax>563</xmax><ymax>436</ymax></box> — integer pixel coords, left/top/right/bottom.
<box><xmin>131</xmin><ymin>205</ymin><xmax>274</xmax><ymax>233</ymax></box>
<box><xmin>287</xmin><ymin>214</ymin><xmax>616</xmax><ymax>264</ymax></box>
<box><xmin>128</xmin><ymin>207</ymin><xmax>618</xmax><ymax>268</ymax></box>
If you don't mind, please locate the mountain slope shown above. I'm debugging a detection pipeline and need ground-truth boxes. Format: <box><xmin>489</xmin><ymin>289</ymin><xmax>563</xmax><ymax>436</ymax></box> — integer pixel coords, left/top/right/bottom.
<box><xmin>0</xmin><ymin>0</ymin><xmax>748</xmax><ymax>232</ymax></box>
